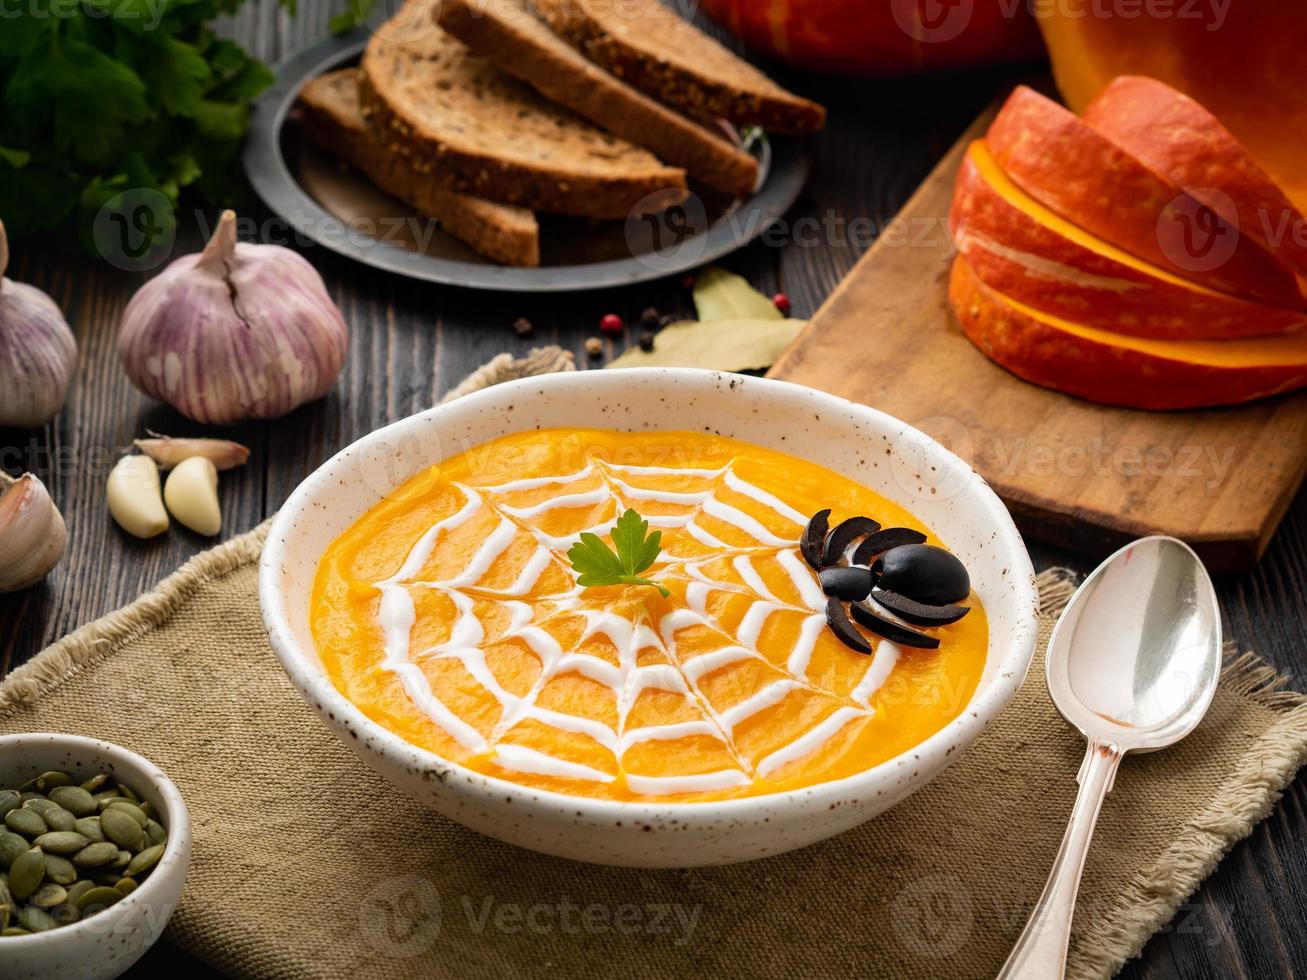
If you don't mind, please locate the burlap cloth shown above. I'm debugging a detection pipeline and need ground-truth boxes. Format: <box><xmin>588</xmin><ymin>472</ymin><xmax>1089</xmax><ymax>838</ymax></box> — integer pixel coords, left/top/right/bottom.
<box><xmin>2</xmin><ymin>348</ymin><xmax>1306</xmax><ymax>979</ymax></box>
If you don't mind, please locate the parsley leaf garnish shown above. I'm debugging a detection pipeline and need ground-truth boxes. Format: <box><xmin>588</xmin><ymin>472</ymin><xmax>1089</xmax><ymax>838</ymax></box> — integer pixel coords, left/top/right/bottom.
<box><xmin>568</xmin><ymin>509</ymin><xmax>669</xmax><ymax>597</ymax></box>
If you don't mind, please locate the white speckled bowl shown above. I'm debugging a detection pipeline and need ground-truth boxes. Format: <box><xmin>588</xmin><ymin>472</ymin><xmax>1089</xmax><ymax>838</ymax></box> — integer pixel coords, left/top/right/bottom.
<box><xmin>261</xmin><ymin>369</ymin><xmax>1038</xmax><ymax>867</ymax></box>
<box><xmin>0</xmin><ymin>733</ymin><xmax>191</xmax><ymax>979</ymax></box>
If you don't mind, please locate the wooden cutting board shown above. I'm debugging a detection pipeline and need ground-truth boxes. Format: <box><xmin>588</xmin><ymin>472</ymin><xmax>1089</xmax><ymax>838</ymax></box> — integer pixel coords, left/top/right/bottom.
<box><xmin>769</xmin><ymin>108</ymin><xmax>1307</xmax><ymax>572</ymax></box>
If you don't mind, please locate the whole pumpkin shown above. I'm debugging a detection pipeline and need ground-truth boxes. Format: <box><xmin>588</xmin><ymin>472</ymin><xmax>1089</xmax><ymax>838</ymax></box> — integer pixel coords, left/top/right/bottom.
<box><xmin>699</xmin><ymin>0</ymin><xmax>1044</xmax><ymax>76</ymax></box>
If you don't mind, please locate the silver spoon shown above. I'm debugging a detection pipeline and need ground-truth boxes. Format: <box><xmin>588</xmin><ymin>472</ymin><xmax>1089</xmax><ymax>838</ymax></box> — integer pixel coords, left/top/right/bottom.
<box><xmin>997</xmin><ymin>536</ymin><xmax>1221</xmax><ymax>979</ymax></box>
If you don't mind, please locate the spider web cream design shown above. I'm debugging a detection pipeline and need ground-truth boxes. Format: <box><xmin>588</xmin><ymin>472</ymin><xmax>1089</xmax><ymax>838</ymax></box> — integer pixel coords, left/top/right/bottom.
<box><xmin>374</xmin><ymin>456</ymin><xmax>901</xmax><ymax>796</ymax></box>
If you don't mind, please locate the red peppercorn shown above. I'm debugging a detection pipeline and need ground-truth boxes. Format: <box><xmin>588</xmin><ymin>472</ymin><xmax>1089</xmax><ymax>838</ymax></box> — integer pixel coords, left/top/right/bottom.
<box><xmin>773</xmin><ymin>292</ymin><xmax>791</xmax><ymax>315</ymax></box>
<box><xmin>599</xmin><ymin>313</ymin><xmax>624</xmax><ymax>336</ymax></box>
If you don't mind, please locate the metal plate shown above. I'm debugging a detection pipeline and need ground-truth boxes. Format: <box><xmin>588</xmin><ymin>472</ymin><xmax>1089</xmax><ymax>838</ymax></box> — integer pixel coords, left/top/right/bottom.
<box><xmin>244</xmin><ymin>31</ymin><xmax>811</xmax><ymax>292</ymax></box>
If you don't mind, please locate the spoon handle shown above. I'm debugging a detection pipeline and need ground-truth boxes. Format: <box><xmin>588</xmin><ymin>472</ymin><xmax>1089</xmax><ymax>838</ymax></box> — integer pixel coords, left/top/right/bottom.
<box><xmin>997</xmin><ymin>737</ymin><xmax>1124</xmax><ymax>980</ymax></box>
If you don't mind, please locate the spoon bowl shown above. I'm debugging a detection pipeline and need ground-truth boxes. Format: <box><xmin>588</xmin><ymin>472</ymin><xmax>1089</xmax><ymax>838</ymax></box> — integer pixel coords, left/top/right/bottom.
<box><xmin>1048</xmin><ymin>536</ymin><xmax>1222</xmax><ymax>751</ymax></box>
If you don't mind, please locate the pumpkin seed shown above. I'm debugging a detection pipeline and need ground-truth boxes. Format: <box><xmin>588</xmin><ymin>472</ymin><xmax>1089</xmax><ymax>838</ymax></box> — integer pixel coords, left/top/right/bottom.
<box><xmin>115</xmin><ymin>784</ymin><xmax>140</xmax><ymax>804</ymax></box>
<box><xmin>33</xmin><ymin>832</ymin><xmax>89</xmax><ymax>855</ymax></box>
<box><xmin>0</xmin><ymin>832</ymin><xmax>28</xmax><ymax>868</ymax></box>
<box><xmin>18</xmin><ymin>791</ymin><xmax>41</xmax><ymax>802</ymax></box>
<box><xmin>104</xmin><ymin>801</ymin><xmax>148</xmax><ymax>829</ymax></box>
<box><xmin>100</xmin><ymin>807</ymin><xmax>145</xmax><ymax>851</ymax></box>
<box><xmin>75</xmin><ymin>817</ymin><xmax>104</xmax><ymax>843</ymax></box>
<box><xmin>139</xmin><ymin>801</ymin><xmax>156</xmax><ymax>821</ymax></box>
<box><xmin>74</xmin><ymin>886</ymin><xmax>121</xmax><ymax>915</ymax></box>
<box><xmin>89</xmin><ymin>868</ymin><xmax>122</xmax><ymax>886</ymax></box>
<box><xmin>125</xmin><ymin>844</ymin><xmax>164</xmax><ymax>878</ymax></box>
<box><xmin>47</xmin><ymin>786</ymin><xmax>97</xmax><ymax>818</ymax></box>
<box><xmin>72</xmin><ymin>842</ymin><xmax>119</xmax><ymax>868</ymax></box>
<box><xmin>42</xmin><ymin>807</ymin><xmax>75</xmax><ymax>833</ymax></box>
<box><xmin>0</xmin><ymin>903</ymin><xmax>7</xmax><ymax>931</ymax></box>
<box><xmin>65</xmin><ymin>880</ymin><xmax>95</xmax><ymax>905</ymax></box>
<box><xmin>145</xmin><ymin>820</ymin><xmax>166</xmax><ymax>845</ymax></box>
<box><xmin>44</xmin><ymin>854</ymin><xmax>77</xmax><ymax>885</ymax></box>
<box><xmin>114</xmin><ymin>877</ymin><xmax>138</xmax><ymax>897</ymax></box>
<box><xmin>0</xmin><ymin>792</ymin><xmax>20</xmax><ymax>821</ymax></box>
<box><xmin>31</xmin><ymin>883</ymin><xmax>67</xmax><ymax>908</ymax></box>
<box><xmin>34</xmin><ymin>772</ymin><xmax>72</xmax><ymax>792</ymax></box>
<box><xmin>9</xmin><ymin>849</ymin><xmax>45</xmax><ymax>901</ymax></box>
<box><xmin>22</xmin><ymin>797</ymin><xmax>57</xmax><ymax>815</ymax></box>
<box><xmin>4</xmin><ymin>808</ymin><xmax>46</xmax><ymax>837</ymax></box>
<box><xmin>17</xmin><ymin>905</ymin><xmax>56</xmax><ymax>932</ymax></box>
<box><xmin>92</xmin><ymin>789</ymin><xmax>122</xmax><ymax>807</ymax></box>
<box><xmin>1</xmin><ymin>927</ymin><xmax>30</xmax><ymax>936</ymax></box>
<box><xmin>79</xmin><ymin>773</ymin><xmax>109</xmax><ymax>793</ymax></box>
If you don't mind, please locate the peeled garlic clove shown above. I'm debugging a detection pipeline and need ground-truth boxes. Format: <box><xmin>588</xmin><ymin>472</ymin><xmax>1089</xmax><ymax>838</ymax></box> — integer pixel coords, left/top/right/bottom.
<box><xmin>163</xmin><ymin>457</ymin><xmax>221</xmax><ymax>537</ymax></box>
<box><xmin>0</xmin><ymin>220</ymin><xmax>77</xmax><ymax>429</ymax></box>
<box><xmin>117</xmin><ymin>210</ymin><xmax>348</xmax><ymax>425</ymax></box>
<box><xmin>107</xmin><ymin>455</ymin><xmax>168</xmax><ymax>539</ymax></box>
<box><xmin>0</xmin><ymin>472</ymin><xmax>67</xmax><ymax>592</ymax></box>
<box><xmin>134</xmin><ymin>435</ymin><xmax>250</xmax><ymax>471</ymax></box>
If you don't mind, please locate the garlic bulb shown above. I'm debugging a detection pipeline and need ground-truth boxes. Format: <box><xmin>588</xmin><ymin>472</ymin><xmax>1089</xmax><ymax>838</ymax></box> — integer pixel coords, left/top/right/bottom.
<box><xmin>0</xmin><ymin>220</ymin><xmax>77</xmax><ymax>428</ymax></box>
<box><xmin>0</xmin><ymin>472</ymin><xmax>67</xmax><ymax>592</ymax></box>
<box><xmin>117</xmin><ymin>210</ymin><xmax>348</xmax><ymax>424</ymax></box>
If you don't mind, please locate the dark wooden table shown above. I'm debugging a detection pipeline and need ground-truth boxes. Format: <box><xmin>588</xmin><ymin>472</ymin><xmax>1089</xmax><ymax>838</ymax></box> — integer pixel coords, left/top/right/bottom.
<box><xmin>2</xmin><ymin>3</ymin><xmax>1304</xmax><ymax>977</ymax></box>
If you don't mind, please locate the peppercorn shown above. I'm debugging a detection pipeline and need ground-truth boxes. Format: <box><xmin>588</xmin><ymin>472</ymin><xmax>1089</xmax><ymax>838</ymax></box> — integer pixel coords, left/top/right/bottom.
<box><xmin>599</xmin><ymin>313</ymin><xmax>624</xmax><ymax>336</ymax></box>
<box><xmin>773</xmin><ymin>293</ymin><xmax>791</xmax><ymax>315</ymax></box>
<box><xmin>640</xmin><ymin>307</ymin><xmax>660</xmax><ymax>328</ymax></box>
<box><xmin>638</xmin><ymin>331</ymin><xmax>655</xmax><ymax>352</ymax></box>
<box><xmin>512</xmin><ymin>317</ymin><xmax>534</xmax><ymax>337</ymax></box>
<box><xmin>584</xmin><ymin>336</ymin><xmax>603</xmax><ymax>358</ymax></box>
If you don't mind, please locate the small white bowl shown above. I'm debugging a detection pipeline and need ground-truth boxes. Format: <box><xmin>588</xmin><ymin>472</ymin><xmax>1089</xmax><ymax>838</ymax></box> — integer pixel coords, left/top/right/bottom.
<box><xmin>0</xmin><ymin>734</ymin><xmax>191</xmax><ymax>980</ymax></box>
<box><xmin>261</xmin><ymin>368</ymin><xmax>1038</xmax><ymax>867</ymax></box>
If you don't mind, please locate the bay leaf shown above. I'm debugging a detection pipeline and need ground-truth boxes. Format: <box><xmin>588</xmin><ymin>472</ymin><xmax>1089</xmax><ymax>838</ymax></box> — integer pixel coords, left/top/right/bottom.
<box><xmin>606</xmin><ymin>317</ymin><xmax>806</xmax><ymax>373</ymax></box>
<box><xmin>693</xmin><ymin>267</ymin><xmax>783</xmax><ymax>322</ymax></box>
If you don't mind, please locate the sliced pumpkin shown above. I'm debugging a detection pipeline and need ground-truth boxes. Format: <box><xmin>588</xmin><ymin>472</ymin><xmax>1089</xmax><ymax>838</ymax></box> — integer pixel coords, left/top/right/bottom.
<box><xmin>1039</xmin><ymin>9</ymin><xmax>1307</xmax><ymax>213</ymax></box>
<box><xmin>949</xmin><ymin>254</ymin><xmax>1307</xmax><ymax>410</ymax></box>
<box><xmin>986</xmin><ymin>87</ymin><xmax>1303</xmax><ymax>310</ymax></box>
<box><xmin>1083</xmin><ymin>76</ymin><xmax>1307</xmax><ymax>282</ymax></box>
<box><xmin>950</xmin><ymin>140</ymin><xmax>1305</xmax><ymax>340</ymax></box>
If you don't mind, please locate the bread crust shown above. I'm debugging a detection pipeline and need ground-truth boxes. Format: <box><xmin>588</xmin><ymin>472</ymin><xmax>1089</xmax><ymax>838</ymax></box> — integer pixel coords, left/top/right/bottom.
<box><xmin>360</xmin><ymin>3</ymin><xmax>689</xmax><ymax>219</ymax></box>
<box><xmin>536</xmin><ymin>0</ymin><xmax>826</xmax><ymax>135</ymax></box>
<box><xmin>438</xmin><ymin>0</ymin><xmax>758</xmax><ymax>199</ymax></box>
<box><xmin>296</xmin><ymin>71</ymin><xmax>541</xmax><ymax>267</ymax></box>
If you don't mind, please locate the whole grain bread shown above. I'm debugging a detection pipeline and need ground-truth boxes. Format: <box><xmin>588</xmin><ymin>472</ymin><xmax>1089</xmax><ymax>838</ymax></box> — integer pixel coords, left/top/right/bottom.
<box><xmin>437</xmin><ymin>0</ymin><xmax>759</xmax><ymax>199</ymax></box>
<box><xmin>360</xmin><ymin>0</ymin><xmax>688</xmax><ymax>219</ymax></box>
<box><xmin>535</xmin><ymin>0</ymin><xmax>825</xmax><ymax>135</ymax></box>
<box><xmin>296</xmin><ymin>70</ymin><xmax>540</xmax><ymax>267</ymax></box>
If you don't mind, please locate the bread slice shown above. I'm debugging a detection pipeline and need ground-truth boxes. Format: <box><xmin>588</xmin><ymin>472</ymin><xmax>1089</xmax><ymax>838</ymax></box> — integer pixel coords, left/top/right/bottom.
<box><xmin>437</xmin><ymin>0</ymin><xmax>759</xmax><ymax>199</ymax></box>
<box><xmin>535</xmin><ymin>0</ymin><xmax>825</xmax><ymax>135</ymax></box>
<box><xmin>360</xmin><ymin>0</ymin><xmax>688</xmax><ymax>219</ymax></box>
<box><xmin>296</xmin><ymin>70</ymin><xmax>540</xmax><ymax>267</ymax></box>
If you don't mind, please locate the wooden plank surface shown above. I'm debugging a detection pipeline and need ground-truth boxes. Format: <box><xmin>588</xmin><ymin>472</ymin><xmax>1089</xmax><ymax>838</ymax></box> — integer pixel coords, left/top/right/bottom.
<box><xmin>769</xmin><ymin>108</ymin><xmax>1307</xmax><ymax>571</ymax></box>
<box><xmin>0</xmin><ymin>3</ymin><xmax>1304</xmax><ymax>977</ymax></box>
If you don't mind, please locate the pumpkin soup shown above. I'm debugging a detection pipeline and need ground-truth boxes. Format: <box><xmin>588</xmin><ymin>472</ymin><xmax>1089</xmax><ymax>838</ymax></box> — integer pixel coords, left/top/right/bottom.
<box><xmin>311</xmin><ymin>429</ymin><xmax>988</xmax><ymax>802</ymax></box>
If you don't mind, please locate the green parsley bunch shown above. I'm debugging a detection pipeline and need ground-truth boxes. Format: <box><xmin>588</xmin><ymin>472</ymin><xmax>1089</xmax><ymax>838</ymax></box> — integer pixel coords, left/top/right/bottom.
<box><xmin>0</xmin><ymin>0</ymin><xmax>290</xmax><ymax>246</ymax></box>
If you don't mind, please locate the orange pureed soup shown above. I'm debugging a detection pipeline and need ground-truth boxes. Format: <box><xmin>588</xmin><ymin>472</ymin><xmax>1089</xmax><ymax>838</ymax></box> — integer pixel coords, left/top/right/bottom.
<box><xmin>311</xmin><ymin>429</ymin><xmax>988</xmax><ymax>802</ymax></box>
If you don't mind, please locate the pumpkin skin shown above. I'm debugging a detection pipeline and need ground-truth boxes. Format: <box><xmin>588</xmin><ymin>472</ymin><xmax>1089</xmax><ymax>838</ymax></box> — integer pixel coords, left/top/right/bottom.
<box><xmin>1040</xmin><ymin>6</ymin><xmax>1307</xmax><ymax>211</ymax></box>
<box><xmin>698</xmin><ymin>0</ymin><xmax>1043</xmax><ymax>77</ymax></box>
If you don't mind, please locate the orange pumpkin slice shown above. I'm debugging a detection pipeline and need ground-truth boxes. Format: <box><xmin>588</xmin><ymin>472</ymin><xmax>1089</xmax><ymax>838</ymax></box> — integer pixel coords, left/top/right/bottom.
<box><xmin>950</xmin><ymin>254</ymin><xmax>1307</xmax><ymax>410</ymax></box>
<box><xmin>986</xmin><ymin>86</ymin><xmax>1303</xmax><ymax>310</ymax></box>
<box><xmin>950</xmin><ymin>140</ymin><xmax>1305</xmax><ymax>340</ymax></box>
<box><xmin>1084</xmin><ymin>76</ymin><xmax>1307</xmax><ymax>283</ymax></box>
